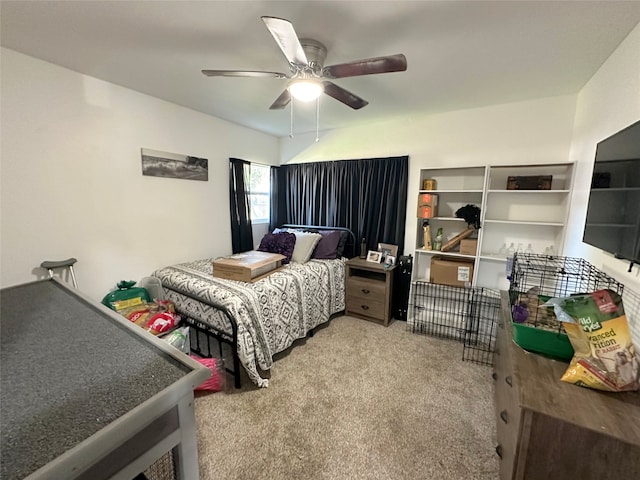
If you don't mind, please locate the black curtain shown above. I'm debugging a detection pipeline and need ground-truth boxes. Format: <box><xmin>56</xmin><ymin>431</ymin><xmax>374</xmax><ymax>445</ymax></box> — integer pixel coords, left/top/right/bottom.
<box><xmin>269</xmin><ymin>156</ymin><xmax>408</xmax><ymax>256</ymax></box>
<box><xmin>229</xmin><ymin>158</ymin><xmax>254</xmax><ymax>253</ymax></box>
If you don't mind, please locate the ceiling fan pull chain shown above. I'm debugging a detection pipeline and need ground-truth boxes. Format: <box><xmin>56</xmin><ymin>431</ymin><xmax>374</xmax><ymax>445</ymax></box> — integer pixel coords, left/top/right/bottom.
<box><xmin>315</xmin><ymin>97</ymin><xmax>320</xmax><ymax>142</ymax></box>
<box><xmin>289</xmin><ymin>98</ymin><xmax>294</xmax><ymax>138</ymax></box>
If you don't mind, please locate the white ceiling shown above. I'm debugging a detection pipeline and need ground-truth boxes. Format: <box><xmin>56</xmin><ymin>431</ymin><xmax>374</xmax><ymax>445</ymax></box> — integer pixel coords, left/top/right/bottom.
<box><xmin>2</xmin><ymin>1</ymin><xmax>639</xmax><ymax>137</ymax></box>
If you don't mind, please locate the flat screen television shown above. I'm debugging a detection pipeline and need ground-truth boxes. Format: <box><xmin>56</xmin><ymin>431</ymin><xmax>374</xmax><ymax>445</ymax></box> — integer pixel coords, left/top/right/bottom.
<box><xmin>583</xmin><ymin>120</ymin><xmax>640</xmax><ymax>268</ymax></box>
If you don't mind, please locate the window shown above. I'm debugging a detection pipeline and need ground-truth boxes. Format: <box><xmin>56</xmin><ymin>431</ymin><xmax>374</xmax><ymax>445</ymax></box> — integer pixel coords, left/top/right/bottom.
<box><xmin>248</xmin><ymin>163</ymin><xmax>270</xmax><ymax>224</ymax></box>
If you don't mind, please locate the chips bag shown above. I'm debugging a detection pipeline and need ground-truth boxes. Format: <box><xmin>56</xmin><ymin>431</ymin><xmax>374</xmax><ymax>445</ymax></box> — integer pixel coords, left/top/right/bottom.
<box><xmin>545</xmin><ymin>289</ymin><xmax>639</xmax><ymax>392</ymax></box>
<box><xmin>118</xmin><ymin>300</ymin><xmax>180</xmax><ymax>336</ymax></box>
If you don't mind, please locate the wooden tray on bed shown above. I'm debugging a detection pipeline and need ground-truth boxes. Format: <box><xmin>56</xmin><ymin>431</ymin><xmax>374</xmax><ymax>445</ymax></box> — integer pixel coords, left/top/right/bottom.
<box><xmin>212</xmin><ymin>251</ymin><xmax>286</xmax><ymax>282</ymax></box>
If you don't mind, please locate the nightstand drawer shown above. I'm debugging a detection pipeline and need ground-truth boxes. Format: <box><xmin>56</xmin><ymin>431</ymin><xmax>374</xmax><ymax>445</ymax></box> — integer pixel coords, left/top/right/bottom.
<box><xmin>346</xmin><ymin>296</ymin><xmax>386</xmax><ymax>321</ymax></box>
<box><xmin>346</xmin><ymin>276</ymin><xmax>386</xmax><ymax>299</ymax></box>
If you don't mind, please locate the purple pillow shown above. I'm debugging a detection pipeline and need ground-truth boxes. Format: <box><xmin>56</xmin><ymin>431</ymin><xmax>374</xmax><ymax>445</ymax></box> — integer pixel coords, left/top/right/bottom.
<box><xmin>257</xmin><ymin>232</ymin><xmax>296</xmax><ymax>264</ymax></box>
<box><xmin>335</xmin><ymin>230</ymin><xmax>349</xmax><ymax>258</ymax></box>
<box><xmin>312</xmin><ymin>230</ymin><xmax>342</xmax><ymax>259</ymax></box>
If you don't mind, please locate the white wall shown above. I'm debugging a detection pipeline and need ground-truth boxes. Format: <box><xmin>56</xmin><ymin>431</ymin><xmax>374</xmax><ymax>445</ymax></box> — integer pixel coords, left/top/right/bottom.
<box><xmin>0</xmin><ymin>48</ymin><xmax>279</xmax><ymax>301</ymax></box>
<box><xmin>280</xmin><ymin>95</ymin><xmax>578</xmax><ymax>257</ymax></box>
<box><xmin>565</xmin><ymin>23</ymin><xmax>640</xmax><ymax>288</ymax></box>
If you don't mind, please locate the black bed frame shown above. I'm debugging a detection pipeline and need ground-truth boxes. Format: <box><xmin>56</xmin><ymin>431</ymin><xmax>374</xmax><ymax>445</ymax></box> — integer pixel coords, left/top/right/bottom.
<box><xmin>172</xmin><ymin>225</ymin><xmax>355</xmax><ymax>389</ymax></box>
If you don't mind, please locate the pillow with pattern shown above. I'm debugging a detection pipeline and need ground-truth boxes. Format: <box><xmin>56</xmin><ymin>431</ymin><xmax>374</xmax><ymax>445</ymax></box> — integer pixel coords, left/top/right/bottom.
<box><xmin>257</xmin><ymin>232</ymin><xmax>296</xmax><ymax>264</ymax></box>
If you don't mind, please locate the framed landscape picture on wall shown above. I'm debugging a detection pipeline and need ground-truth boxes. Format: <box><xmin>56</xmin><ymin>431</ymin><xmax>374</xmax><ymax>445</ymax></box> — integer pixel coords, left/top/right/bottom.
<box><xmin>141</xmin><ymin>148</ymin><xmax>208</xmax><ymax>181</ymax></box>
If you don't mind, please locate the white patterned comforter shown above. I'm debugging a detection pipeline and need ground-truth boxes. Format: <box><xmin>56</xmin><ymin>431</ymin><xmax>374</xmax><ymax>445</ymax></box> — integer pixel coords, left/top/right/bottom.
<box><xmin>152</xmin><ymin>258</ymin><xmax>346</xmax><ymax>387</ymax></box>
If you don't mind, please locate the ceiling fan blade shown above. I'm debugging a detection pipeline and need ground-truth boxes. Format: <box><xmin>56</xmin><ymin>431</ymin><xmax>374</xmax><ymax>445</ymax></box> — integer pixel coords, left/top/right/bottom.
<box><xmin>261</xmin><ymin>16</ymin><xmax>309</xmax><ymax>67</ymax></box>
<box><xmin>269</xmin><ymin>89</ymin><xmax>291</xmax><ymax>110</ymax></box>
<box><xmin>322</xmin><ymin>81</ymin><xmax>368</xmax><ymax>110</ymax></box>
<box><xmin>202</xmin><ymin>70</ymin><xmax>287</xmax><ymax>78</ymax></box>
<box><xmin>323</xmin><ymin>54</ymin><xmax>407</xmax><ymax>79</ymax></box>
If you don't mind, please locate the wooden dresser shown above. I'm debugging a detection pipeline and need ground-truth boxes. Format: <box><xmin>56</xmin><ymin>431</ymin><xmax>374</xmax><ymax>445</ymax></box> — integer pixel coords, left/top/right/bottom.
<box><xmin>494</xmin><ymin>291</ymin><xmax>640</xmax><ymax>480</ymax></box>
<box><xmin>345</xmin><ymin>257</ymin><xmax>396</xmax><ymax>326</ymax></box>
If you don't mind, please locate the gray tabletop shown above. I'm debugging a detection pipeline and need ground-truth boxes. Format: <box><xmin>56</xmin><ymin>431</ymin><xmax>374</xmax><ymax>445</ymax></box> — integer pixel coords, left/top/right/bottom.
<box><xmin>1</xmin><ymin>280</ymin><xmax>192</xmax><ymax>480</ymax></box>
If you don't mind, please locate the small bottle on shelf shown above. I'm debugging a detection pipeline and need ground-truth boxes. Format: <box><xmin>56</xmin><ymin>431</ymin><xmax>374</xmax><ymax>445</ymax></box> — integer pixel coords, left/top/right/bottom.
<box><xmin>507</xmin><ymin>243</ymin><xmax>515</xmax><ymax>256</ymax></box>
<box><xmin>360</xmin><ymin>238</ymin><xmax>367</xmax><ymax>259</ymax></box>
<box><xmin>498</xmin><ymin>243</ymin><xmax>508</xmax><ymax>256</ymax></box>
<box><xmin>525</xmin><ymin>243</ymin><xmax>534</xmax><ymax>254</ymax></box>
<box><xmin>422</xmin><ymin>221</ymin><xmax>432</xmax><ymax>250</ymax></box>
<box><xmin>433</xmin><ymin>228</ymin><xmax>443</xmax><ymax>251</ymax></box>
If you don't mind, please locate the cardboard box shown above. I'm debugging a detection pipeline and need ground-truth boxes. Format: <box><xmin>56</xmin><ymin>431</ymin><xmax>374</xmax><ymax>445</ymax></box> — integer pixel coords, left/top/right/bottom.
<box><xmin>506</xmin><ymin>175</ymin><xmax>552</xmax><ymax>190</ymax></box>
<box><xmin>417</xmin><ymin>204</ymin><xmax>438</xmax><ymax>218</ymax></box>
<box><xmin>422</xmin><ymin>179</ymin><xmax>437</xmax><ymax>190</ymax></box>
<box><xmin>417</xmin><ymin>193</ymin><xmax>439</xmax><ymax>218</ymax></box>
<box><xmin>459</xmin><ymin>239</ymin><xmax>478</xmax><ymax>255</ymax></box>
<box><xmin>418</xmin><ymin>193</ymin><xmax>439</xmax><ymax>207</ymax></box>
<box><xmin>213</xmin><ymin>251</ymin><xmax>285</xmax><ymax>282</ymax></box>
<box><xmin>430</xmin><ymin>256</ymin><xmax>474</xmax><ymax>287</ymax></box>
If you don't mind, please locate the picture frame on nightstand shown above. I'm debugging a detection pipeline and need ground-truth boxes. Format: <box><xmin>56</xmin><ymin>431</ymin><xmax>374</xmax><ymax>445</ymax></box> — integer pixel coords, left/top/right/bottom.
<box><xmin>378</xmin><ymin>243</ymin><xmax>398</xmax><ymax>262</ymax></box>
<box><xmin>366</xmin><ymin>250</ymin><xmax>382</xmax><ymax>263</ymax></box>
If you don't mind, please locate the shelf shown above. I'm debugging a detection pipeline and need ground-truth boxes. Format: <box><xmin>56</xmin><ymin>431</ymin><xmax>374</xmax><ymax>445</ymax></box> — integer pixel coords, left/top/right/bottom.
<box><xmin>414</xmin><ymin>249</ymin><xmax>476</xmax><ymax>260</ymax></box>
<box><xmin>430</xmin><ymin>216</ymin><xmax>465</xmax><ymax>222</ymax></box>
<box><xmin>413</xmin><ymin>162</ymin><xmax>574</xmax><ymax>290</ymax></box>
<box><xmin>585</xmin><ymin>223</ymin><xmax>638</xmax><ymax>229</ymax></box>
<box><xmin>487</xmin><ymin>189</ymin><xmax>571</xmax><ymax>194</ymax></box>
<box><xmin>590</xmin><ymin>187</ymin><xmax>640</xmax><ymax>192</ymax></box>
<box><xmin>478</xmin><ymin>254</ymin><xmax>508</xmax><ymax>262</ymax></box>
<box><xmin>484</xmin><ymin>219</ymin><xmax>564</xmax><ymax>227</ymax></box>
<box><xmin>419</xmin><ymin>189</ymin><xmax>483</xmax><ymax>194</ymax></box>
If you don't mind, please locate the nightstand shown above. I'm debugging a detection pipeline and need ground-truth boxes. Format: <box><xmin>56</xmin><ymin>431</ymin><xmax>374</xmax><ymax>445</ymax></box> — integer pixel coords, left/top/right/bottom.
<box><xmin>345</xmin><ymin>257</ymin><xmax>396</xmax><ymax>326</ymax></box>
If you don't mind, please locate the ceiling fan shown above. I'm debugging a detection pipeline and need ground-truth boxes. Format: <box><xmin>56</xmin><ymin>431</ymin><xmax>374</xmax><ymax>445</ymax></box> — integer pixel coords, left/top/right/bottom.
<box><xmin>202</xmin><ymin>16</ymin><xmax>407</xmax><ymax>110</ymax></box>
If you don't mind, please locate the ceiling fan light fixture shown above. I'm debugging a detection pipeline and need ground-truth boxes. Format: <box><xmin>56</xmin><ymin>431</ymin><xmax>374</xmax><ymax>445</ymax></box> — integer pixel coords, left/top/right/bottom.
<box><xmin>287</xmin><ymin>79</ymin><xmax>324</xmax><ymax>102</ymax></box>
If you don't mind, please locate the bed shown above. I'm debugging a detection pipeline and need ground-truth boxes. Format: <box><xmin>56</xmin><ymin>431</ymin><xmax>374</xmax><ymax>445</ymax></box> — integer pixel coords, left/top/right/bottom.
<box><xmin>152</xmin><ymin>225</ymin><xmax>355</xmax><ymax>388</ymax></box>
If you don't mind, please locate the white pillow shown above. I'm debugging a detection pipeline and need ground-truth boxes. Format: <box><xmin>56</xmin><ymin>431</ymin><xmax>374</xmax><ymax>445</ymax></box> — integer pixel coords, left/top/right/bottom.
<box><xmin>290</xmin><ymin>232</ymin><xmax>322</xmax><ymax>263</ymax></box>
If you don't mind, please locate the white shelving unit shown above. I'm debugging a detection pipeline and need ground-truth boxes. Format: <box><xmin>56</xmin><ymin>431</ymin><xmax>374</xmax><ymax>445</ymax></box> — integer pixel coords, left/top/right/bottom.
<box><xmin>412</xmin><ymin>163</ymin><xmax>575</xmax><ymax>290</ymax></box>
<box><xmin>413</xmin><ymin>166</ymin><xmax>487</xmax><ymax>284</ymax></box>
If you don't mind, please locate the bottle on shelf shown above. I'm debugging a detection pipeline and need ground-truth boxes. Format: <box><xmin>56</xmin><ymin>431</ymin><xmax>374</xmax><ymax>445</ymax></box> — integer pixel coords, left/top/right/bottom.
<box><xmin>433</xmin><ymin>228</ymin><xmax>443</xmax><ymax>251</ymax></box>
<box><xmin>360</xmin><ymin>238</ymin><xmax>367</xmax><ymax>259</ymax></box>
<box><xmin>498</xmin><ymin>243</ymin><xmax>508</xmax><ymax>256</ymax></box>
<box><xmin>422</xmin><ymin>221</ymin><xmax>432</xmax><ymax>250</ymax></box>
<box><xmin>525</xmin><ymin>243</ymin><xmax>534</xmax><ymax>254</ymax></box>
<box><xmin>517</xmin><ymin>243</ymin><xmax>524</xmax><ymax>254</ymax></box>
<box><xmin>507</xmin><ymin>243</ymin><xmax>516</xmax><ymax>256</ymax></box>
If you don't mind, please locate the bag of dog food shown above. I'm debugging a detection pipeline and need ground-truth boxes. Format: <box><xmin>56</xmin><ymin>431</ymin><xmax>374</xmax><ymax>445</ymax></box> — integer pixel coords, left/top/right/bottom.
<box><xmin>545</xmin><ymin>289</ymin><xmax>638</xmax><ymax>392</ymax></box>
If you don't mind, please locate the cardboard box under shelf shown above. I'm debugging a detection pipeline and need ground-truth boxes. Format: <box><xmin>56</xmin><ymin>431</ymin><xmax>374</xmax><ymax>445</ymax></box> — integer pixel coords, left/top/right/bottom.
<box><xmin>459</xmin><ymin>239</ymin><xmax>478</xmax><ymax>255</ymax></box>
<box><xmin>213</xmin><ymin>251</ymin><xmax>285</xmax><ymax>282</ymax></box>
<box><xmin>430</xmin><ymin>256</ymin><xmax>474</xmax><ymax>287</ymax></box>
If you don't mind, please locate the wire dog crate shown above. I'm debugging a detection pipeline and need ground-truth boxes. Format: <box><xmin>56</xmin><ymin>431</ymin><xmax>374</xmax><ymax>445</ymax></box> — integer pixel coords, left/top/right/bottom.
<box><xmin>508</xmin><ymin>253</ymin><xmax>640</xmax><ymax>359</ymax></box>
<box><xmin>509</xmin><ymin>254</ymin><xmax>624</xmax><ymax>329</ymax></box>
<box><xmin>407</xmin><ymin>281</ymin><xmax>500</xmax><ymax>365</ymax></box>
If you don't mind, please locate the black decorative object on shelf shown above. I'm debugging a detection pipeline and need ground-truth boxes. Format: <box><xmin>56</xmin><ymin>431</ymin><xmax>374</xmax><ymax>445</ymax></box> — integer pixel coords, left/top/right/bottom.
<box><xmin>455</xmin><ymin>204</ymin><xmax>482</xmax><ymax>230</ymax></box>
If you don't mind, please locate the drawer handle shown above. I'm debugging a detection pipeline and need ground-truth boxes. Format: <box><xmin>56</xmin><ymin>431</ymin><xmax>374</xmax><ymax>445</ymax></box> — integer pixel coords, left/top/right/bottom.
<box><xmin>495</xmin><ymin>444</ymin><xmax>503</xmax><ymax>459</ymax></box>
<box><xmin>361</xmin><ymin>288</ymin><xmax>370</xmax><ymax>294</ymax></box>
<box><xmin>500</xmin><ymin>410</ymin><xmax>508</xmax><ymax>424</ymax></box>
<box><xmin>505</xmin><ymin>376</ymin><xmax>513</xmax><ymax>387</ymax></box>
<box><xmin>492</xmin><ymin>372</ymin><xmax>498</xmax><ymax>381</ymax></box>
<box><xmin>361</xmin><ymin>305</ymin><xmax>369</xmax><ymax>310</ymax></box>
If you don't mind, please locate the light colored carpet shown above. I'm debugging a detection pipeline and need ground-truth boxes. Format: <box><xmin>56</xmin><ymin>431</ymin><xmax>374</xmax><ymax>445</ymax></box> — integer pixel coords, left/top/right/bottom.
<box><xmin>193</xmin><ymin>315</ymin><xmax>498</xmax><ymax>480</ymax></box>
